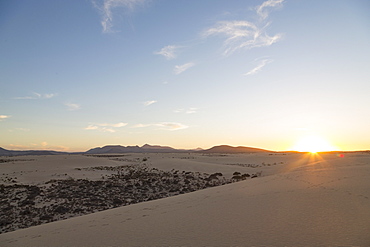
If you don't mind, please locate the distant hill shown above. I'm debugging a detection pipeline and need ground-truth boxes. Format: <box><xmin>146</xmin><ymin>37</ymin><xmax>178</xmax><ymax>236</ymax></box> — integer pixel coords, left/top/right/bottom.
<box><xmin>201</xmin><ymin>145</ymin><xmax>271</xmax><ymax>153</ymax></box>
<box><xmin>0</xmin><ymin>147</ymin><xmax>68</xmax><ymax>156</ymax></box>
<box><xmin>85</xmin><ymin>144</ymin><xmax>187</xmax><ymax>154</ymax></box>
<box><xmin>0</xmin><ymin>147</ymin><xmax>12</xmax><ymax>156</ymax></box>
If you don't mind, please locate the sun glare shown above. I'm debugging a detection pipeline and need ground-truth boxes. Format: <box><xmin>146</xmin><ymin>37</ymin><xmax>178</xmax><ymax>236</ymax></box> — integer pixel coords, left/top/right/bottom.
<box><xmin>292</xmin><ymin>135</ymin><xmax>337</xmax><ymax>153</ymax></box>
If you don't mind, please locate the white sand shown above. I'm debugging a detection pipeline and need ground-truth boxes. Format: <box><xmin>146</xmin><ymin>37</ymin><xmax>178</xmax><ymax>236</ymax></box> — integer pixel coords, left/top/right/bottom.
<box><xmin>1</xmin><ymin>152</ymin><xmax>369</xmax><ymax>246</ymax></box>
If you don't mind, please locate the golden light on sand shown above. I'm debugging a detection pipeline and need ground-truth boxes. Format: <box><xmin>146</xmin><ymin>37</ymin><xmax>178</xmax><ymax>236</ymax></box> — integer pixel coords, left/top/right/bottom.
<box><xmin>292</xmin><ymin>135</ymin><xmax>337</xmax><ymax>153</ymax></box>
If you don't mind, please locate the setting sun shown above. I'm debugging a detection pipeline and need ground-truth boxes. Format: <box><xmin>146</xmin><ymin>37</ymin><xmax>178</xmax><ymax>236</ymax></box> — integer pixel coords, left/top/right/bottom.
<box><xmin>292</xmin><ymin>135</ymin><xmax>338</xmax><ymax>153</ymax></box>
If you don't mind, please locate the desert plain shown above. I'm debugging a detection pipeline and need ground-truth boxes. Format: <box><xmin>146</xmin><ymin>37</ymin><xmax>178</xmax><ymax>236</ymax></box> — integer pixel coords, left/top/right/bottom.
<box><xmin>0</xmin><ymin>151</ymin><xmax>369</xmax><ymax>246</ymax></box>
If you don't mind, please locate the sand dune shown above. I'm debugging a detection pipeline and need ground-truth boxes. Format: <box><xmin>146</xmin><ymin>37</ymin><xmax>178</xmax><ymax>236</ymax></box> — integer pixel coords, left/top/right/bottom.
<box><xmin>1</xmin><ymin>152</ymin><xmax>369</xmax><ymax>246</ymax></box>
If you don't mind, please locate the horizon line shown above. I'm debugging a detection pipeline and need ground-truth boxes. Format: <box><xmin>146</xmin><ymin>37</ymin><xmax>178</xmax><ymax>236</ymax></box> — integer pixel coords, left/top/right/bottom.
<box><xmin>1</xmin><ymin>144</ymin><xmax>369</xmax><ymax>153</ymax></box>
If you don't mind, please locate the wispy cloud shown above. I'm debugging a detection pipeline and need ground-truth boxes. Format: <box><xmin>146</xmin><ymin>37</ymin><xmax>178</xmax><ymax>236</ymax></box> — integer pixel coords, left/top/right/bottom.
<box><xmin>99</xmin><ymin>122</ymin><xmax>128</xmax><ymax>127</ymax></box>
<box><xmin>174</xmin><ymin>62</ymin><xmax>195</xmax><ymax>75</ymax></box>
<box><xmin>131</xmin><ymin>123</ymin><xmax>151</xmax><ymax>128</ymax></box>
<box><xmin>102</xmin><ymin>128</ymin><xmax>116</xmax><ymax>133</ymax></box>
<box><xmin>202</xmin><ymin>0</ymin><xmax>283</xmax><ymax>56</ymax></box>
<box><xmin>0</xmin><ymin>115</ymin><xmax>11</xmax><ymax>121</ymax></box>
<box><xmin>86</xmin><ymin>126</ymin><xmax>116</xmax><ymax>132</ymax></box>
<box><xmin>256</xmin><ymin>0</ymin><xmax>284</xmax><ymax>20</ymax></box>
<box><xmin>14</xmin><ymin>92</ymin><xmax>56</xmax><ymax>100</ymax></box>
<box><xmin>143</xmin><ymin>100</ymin><xmax>157</xmax><ymax>106</ymax></box>
<box><xmin>84</xmin><ymin>122</ymin><xmax>128</xmax><ymax>132</ymax></box>
<box><xmin>85</xmin><ymin>125</ymin><xmax>99</xmax><ymax>130</ymax></box>
<box><xmin>93</xmin><ymin>0</ymin><xmax>147</xmax><ymax>33</ymax></box>
<box><xmin>154</xmin><ymin>45</ymin><xmax>181</xmax><ymax>60</ymax></box>
<box><xmin>65</xmin><ymin>103</ymin><xmax>81</xmax><ymax>111</ymax></box>
<box><xmin>132</xmin><ymin>122</ymin><xmax>188</xmax><ymax>131</ymax></box>
<box><xmin>156</xmin><ymin>122</ymin><xmax>188</xmax><ymax>131</ymax></box>
<box><xmin>244</xmin><ymin>58</ymin><xmax>273</xmax><ymax>75</ymax></box>
<box><xmin>43</xmin><ymin>93</ymin><xmax>55</xmax><ymax>99</ymax></box>
<box><xmin>174</xmin><ymin>108</ymin><xmax>197</xmax><ymax>114</ymax></box>
<box><xmin>203</xmin><ymin>21</ymin><xmax>282</xmax><ymax>56</ymax></box>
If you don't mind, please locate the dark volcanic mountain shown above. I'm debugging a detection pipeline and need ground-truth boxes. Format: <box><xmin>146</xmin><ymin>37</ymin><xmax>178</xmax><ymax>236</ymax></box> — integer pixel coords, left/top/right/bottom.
<box><xmin>0</xmin><ymin>147</ymin><xmax>12</xmax><ymax>156</ymax></box>
<box><xmin>141</xmin><ymin>144</ymin><xmax>176</xmax><ymax>151</ymax></box>
<box><xmin>85</xmin><ymin>145</ymin><xmax>142</xmax><ymax>154</ymax></box>
<box><xmin>201</xmin><ymin>145</ymin><xmax>271</xmax><ymax>153</ymax></box>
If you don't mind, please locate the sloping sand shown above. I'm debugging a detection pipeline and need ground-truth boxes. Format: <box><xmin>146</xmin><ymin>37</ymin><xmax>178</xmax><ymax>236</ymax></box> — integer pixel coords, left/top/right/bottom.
<box><xmin>1</xmin><ymin>152</ymin><xmax>369</xmax><ymax>246</ymax></box>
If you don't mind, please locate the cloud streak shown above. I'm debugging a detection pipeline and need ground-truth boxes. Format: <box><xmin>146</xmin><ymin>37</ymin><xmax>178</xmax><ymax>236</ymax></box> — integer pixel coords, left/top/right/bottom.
<box><xmin>154</xmin><ymin>45</ymin><xmax>181</xmax><ymax>60</ymax></box>
<box><xmin>174</xmin><ymin>108</ymin><xmax>197</xmax><ymax>114</ymax></box>
<box><xmin>84</xmin><ymin>122</ymin><xmax>128</xmax><ymax>132</ymax></box>
<box><xmin>156</xmin><ymin>122</ymin><xmax>188</xmax><ymax>131</ymax></box>
<box><xmin>203</xmin><ymin>21</ymin><xmax>282</xmax><ymax>56</ymax></box>
<box><xmin>256</xmin><ymin>0</ymin><xmax>284</xmax><ymax>20</ymax></box>
<box><xmin>14</xmin><ymin>92</ymin><xmax>56</xmax><ymax>100</ymax></box>
<box><xmin>143</xmin><ymin>100</ymin><xmax>157</xmax><ymax>106</ymax></box>
<box><xmin>65</xmin><ymin>103</ymin><xmax>81</xmax><ymax>111</ymax></box>
<box><xmin>94</xmin><ymin>0</ymin><xmax>147</xmax><ymax>33</ymax></box>
<box><xmin>99</xmin><ymin>122</ymin><xmax>128</xmax><ymax>127</ymax></box>
<box><xmin>132</xmin><ymin>122</ymin><xmax>188</xmax><ymax>131</ymax></box>
<box><xmin>244</xmin><ymin>58</ymin><xmax>273</xmax><ymax>75</ymax></box>
<box><xmin>202</xmin><ymin>0</ymin><xmax>283</xmax><ymax>56</ymax></box>
<box><xmin>174</xmin><ymin>62</ymin><xmax>195</xmax><ymax>75</ymax></box>
<box><xmin>85</xmin><ymin>125</ymin><xmax>99</xmax><ymax>130</ymax></box>
<box><xmin>131</xmin><ymin>123</ymin><xmax>151</xmax><ymax>128</ymax></box>
<box><xmin>0</xmin><ymin>115</ymin><xmax>11</xmax><ymax>121</ymax></box>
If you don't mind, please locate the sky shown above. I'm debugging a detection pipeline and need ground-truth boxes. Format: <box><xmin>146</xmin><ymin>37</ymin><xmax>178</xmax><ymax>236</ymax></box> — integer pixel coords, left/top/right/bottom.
<box><xmin>1</xmin><ymin>0</ymin><xmax>370</xmax><ymax>152</ymax></box>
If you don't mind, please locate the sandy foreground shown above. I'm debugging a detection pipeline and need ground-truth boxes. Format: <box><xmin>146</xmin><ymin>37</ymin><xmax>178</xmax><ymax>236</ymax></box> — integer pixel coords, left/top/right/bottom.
<box><xmin>0</xmin><ymin>152</ymin><xmax>369</xmax><ymax>246</ymax></box>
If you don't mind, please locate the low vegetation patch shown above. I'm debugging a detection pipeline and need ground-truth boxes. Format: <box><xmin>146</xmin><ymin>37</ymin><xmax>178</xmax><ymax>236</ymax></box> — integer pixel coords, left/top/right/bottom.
<box><xmin>0</xmin><ymin>165</ymin><xmax>261</xmax><ymax>234</ymax></box>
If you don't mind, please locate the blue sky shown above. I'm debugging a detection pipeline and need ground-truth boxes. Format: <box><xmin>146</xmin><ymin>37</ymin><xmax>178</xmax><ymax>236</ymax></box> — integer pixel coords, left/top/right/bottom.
<box><xmin>1</xmin><ymin>0</ymin><xmax>370</xmax><ymax>152</ymax></box>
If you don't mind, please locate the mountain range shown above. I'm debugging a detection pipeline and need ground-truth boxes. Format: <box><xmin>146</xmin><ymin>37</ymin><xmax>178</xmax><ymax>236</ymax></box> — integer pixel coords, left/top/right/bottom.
<box><xmin>0</xmin><ymin>144</ymin><xmax>272</xmax><ymax>156</ymax></box>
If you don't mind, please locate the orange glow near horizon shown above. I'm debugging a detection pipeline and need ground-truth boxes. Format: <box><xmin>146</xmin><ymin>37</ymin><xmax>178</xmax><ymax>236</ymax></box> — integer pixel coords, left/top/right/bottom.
<box><xmin>292</xmin><ymin>135</ymin><xmax>338</xmax><ymax>153</ymax></box>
